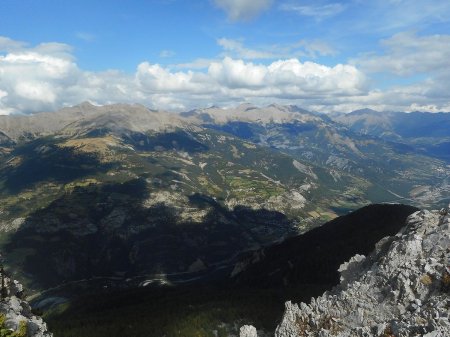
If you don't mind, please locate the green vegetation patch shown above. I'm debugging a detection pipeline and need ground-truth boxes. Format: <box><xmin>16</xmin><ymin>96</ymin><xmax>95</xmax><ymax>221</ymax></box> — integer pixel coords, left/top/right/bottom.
<box><xmin>0</xmin><ymin>314</ymin><xmax>27</xmax><ymax>337</ymax></box>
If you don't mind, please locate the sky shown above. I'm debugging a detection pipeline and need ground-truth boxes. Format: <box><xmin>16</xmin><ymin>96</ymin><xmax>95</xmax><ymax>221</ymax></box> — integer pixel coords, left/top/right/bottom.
<box><xmin>1</xmin><ymin>0</ymin><xmax>450</xmax><ymax>114</ymax></box>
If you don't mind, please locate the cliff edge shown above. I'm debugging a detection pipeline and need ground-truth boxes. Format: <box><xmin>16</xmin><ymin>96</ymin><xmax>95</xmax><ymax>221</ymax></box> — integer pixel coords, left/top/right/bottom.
<box><xmin>242</xmin><ymin>207</ymin><xmax>450</xmax><ymax>337</ymax></box>
<box><xmin>0</xmin><ymin>273</ymin><xmax>52</xmax><ymax>336</ymax></box>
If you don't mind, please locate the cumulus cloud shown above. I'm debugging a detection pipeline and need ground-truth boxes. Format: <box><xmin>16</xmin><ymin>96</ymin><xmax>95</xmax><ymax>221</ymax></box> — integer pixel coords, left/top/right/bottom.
<box><xmin>138</xmin><ymin>57</ymin><xmax>366</xmax><ymax>102</ymax></box>
<box><xmin>308</xmin><ymin>80</ymin><xmax>450</xmax><ymax>113</ymax></box>
<box><xmin>136</xmin><ymin>62</ymin><xmax>212</xmax><ymax>93</ymax></box>
<box><xmin>214</xmin><ymin>0</ymin><xmax>273</xmax><ymax>21</ymax></box>
<box><xmin>0</xmin><ymin>36</ymin><xmax>369</xmax><ymax>114</ymax></box>
<box><xmin>209</xmin><ymin>58</ymin><xmax>268</xmax><ymax>88</ymax></box>
<box><xmin>0</xmin><ymin>42</ymin><xmax>79</xmax><ymax>113</ymax></box>
<box><xmin>1</xmin><ymin>35</ymin><xmax>449</xmax><ymax>114</ymax></box>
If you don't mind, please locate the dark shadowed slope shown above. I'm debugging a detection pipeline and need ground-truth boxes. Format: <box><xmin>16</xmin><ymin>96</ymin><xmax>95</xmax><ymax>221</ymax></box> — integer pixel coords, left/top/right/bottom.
<box><xmin>232</xmin><ymin>204</ymin><xmax>418</xmax><ymax>287</ymax></box>
<box><xmin>44</xmin><ymin>204</ymin><xmax>419</xmax><ymax>337</ymax></box>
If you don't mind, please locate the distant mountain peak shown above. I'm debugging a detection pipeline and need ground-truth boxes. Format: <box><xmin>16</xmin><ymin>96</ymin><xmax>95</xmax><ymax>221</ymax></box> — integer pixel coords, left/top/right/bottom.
<box><xmin>267</xmin><ymin>103</ymin><xmax>285</xmax><ymax>109</ymax></box>
<box><xmin>349</xmin><ymin>108</ymin><xmax>380</xmax><ymax>115</ymax></box>
<box><xmin>266</xmin><ymin>103</ymin><xmax>309</xmax><ymax>113</ymax></box>
<box><xmin>0</xmin><ymin>102</ymin><xmax>185</xmax><ymax>140</ymax></box>
<box><xmin>77</xmin><ymin>101</ymin><xmax>96</xmax><ymax>108</ymax></box>
<box><xmin>236</xmin><ymin>102</ymin><xmax>258</xmax><ymax>112</ymax></box>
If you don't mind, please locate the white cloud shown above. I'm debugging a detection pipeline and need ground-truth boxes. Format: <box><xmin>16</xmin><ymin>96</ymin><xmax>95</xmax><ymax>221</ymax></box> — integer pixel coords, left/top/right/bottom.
<box><xmin>216</xmin><ymin>37</ymin><xmax>336</xmax><ymax>60</ymax></box>
<box><xmin>159</xmin><ymin>50</ymin><xmax>176</xmax><ymax>58</ymax></box>
<box><xmin>173</xmin><ymin>58</ymin><xmax>218</xmax><ymax>69</ymax></box>
<box><xmin>138</xmin><ymin>57</ymin><xmax>365</xmax><ymax>99</ymax></box>
<box><xmin>356</xmin><ymin>32</ymin><xmax>450</xmax><ymax>76</ymax></box>
<box><xmin>75</xmin><ymin>32</ymin><xmax>96</xmax><ymax>42</ymax></box>
<box><xmin>209</xmin><ymin>57</ymin><xmax>268</xmax><ymax>88</ymax></box>
<box><xmin>295</xmin><ymin>40</ymin><xmax>336</xmax><ymax>58</ymax></box>
<box><xmin>408</xmin><ymin>103</ymin><xmax>450</xmax><ymax>113</ymax></box>
<box><xmin>280</xmin><ymin>2</ymin><xmax>346</xmax><ymax>19</ymax></box>
<box><xmin>0</xmin><ymin>41</ymin><xmax>80</xmax><ymax>112</ymax></box>
<box><xmin>380</xmin><ymin>0</ymin><xmax>450</xmax><ymax>28</ymax></box>
<box><xmin>15</xmin><ymin>82</ymin><xmax>56</xmax><ymax>103</ymax></box>
<box><xmin>341</xmin><ymin>31</ymin><xmax>450</xmax><ymax>113</ymax></box>
<box><xmin>0</xmin><ymin>89</ymin><xmax>11</xmax><ymax>115</ymax></box>
<box><xmin>136</xmin><ymin>62</ymin><xmax>212</xmax><ymax>93</ymax></box>
<box><xmin>308</xmin><ymin>80</ymin><xmax>450</xmax><ymax>113</ymax></box>
<box><xmin>1</xmin><ymin>35</ymin><xmax>449</xmax><ymax>114</ymax></box>
<box><xmin>217</xmin><ymin>38</ymin><xmax>275</xmax><ymax>59</ymax></box>
<box><xmin>214</xmin><ymin>0</ymin><xmax>273</xmax><ymax>21</ymax></box>
<box><xmin>343</xmin><ymin>0</ymin><xmax>450</xmax><ymax>35</ymax></box>
<box><xmin>0</xmin><ymin>36</ymin><xmax>27</xmax><ymax>52</ymax></box>
<box><xmin>0</xmin><ymin>37</ymin><xmax>368</xmax><ymax>113</ymax></box>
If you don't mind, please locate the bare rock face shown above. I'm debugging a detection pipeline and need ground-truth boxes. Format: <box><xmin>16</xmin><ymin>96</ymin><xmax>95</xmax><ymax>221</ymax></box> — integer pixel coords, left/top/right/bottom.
<box><xmin>240</xmin><ymin>325</ymin><xmax>258</xmax><ymax>337</ymax></box>
<box><xmin>0</xmin><ymin>276</ymin><xmax>53</xmax><ymax>337</ymax></box>
<box><xmin>274</xmin><ymin>207</ymin><xmax>450</xmax><ymax>337</ymax></box>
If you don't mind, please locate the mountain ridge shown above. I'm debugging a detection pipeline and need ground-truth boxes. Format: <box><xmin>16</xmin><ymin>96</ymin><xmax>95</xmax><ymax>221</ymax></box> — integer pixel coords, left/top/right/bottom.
<box><xmin>265</xmin><ymin>206</ymin><xmax>450</xmax><ymax>337</ymax></box>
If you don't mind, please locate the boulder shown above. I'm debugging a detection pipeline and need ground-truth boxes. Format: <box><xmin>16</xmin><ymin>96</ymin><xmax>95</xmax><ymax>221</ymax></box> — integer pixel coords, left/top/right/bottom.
<box><xmin>240</xmin><ymin>325</ymin><xmax>258</xmax><ymax>337</ymax></box>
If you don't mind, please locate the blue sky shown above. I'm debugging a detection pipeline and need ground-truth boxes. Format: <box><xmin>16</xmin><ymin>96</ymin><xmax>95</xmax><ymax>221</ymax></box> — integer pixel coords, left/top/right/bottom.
<box><xmin>1</xmin><ymin>0</ymin><xmax>450</xmax><ymax>114</ymax></box>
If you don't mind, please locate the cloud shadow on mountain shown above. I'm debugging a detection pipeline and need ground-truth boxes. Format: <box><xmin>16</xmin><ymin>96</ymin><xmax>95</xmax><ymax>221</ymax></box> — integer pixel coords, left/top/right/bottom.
<box><xmin>0</xmin><ymin>138</ymin><xmax>113</xmax><ymax>194</ymax></box>
<box><xmin>4</xmin><ymin>182</ymin><xmax>297</xmax><ymax>290</ymax></box>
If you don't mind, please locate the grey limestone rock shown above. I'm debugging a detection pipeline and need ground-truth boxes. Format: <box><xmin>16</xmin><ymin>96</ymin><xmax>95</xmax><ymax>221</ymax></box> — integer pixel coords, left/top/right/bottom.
<box><xmin>0</xmin><ymin>277</ymin><xmax>53</xmax><ymax>337</ymax></box>
<box><xmin>273</xmin><ymin>207</ymin><xmax>450</xmax><ymax>337</ymax></box>
<box><xmin>240</xmin><ymin>325</ymin><xmax>258</xmax><ymax>337</ymax></box>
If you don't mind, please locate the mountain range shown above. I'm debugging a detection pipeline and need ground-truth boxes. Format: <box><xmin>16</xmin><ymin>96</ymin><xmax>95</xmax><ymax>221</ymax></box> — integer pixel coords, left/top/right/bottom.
<box><xmin>0</xmin><ymin>102</ymin><xmax>449</xmax><ymax>336</ymax></box>
<box><xmin>332</xmin><ymin>108</ymin><xmax>450</xmax><ymax>162</ymax></box>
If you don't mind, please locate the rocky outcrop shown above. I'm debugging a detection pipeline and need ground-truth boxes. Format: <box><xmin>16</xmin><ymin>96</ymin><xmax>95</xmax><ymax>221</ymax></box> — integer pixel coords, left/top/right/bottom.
<box><xmin>0</xmin><ymin>275</ymin><xmax>52</xmax><ymax>337</ymax></box>
<box><xmin>240</xmin><ymin>325</ymin><xmax>258</xmax><ymax>337</ymax></box>
<box><xmin>272</xmin><ymin>207</ymin><xmax>450</xmax><ymax>337</ymax></box>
